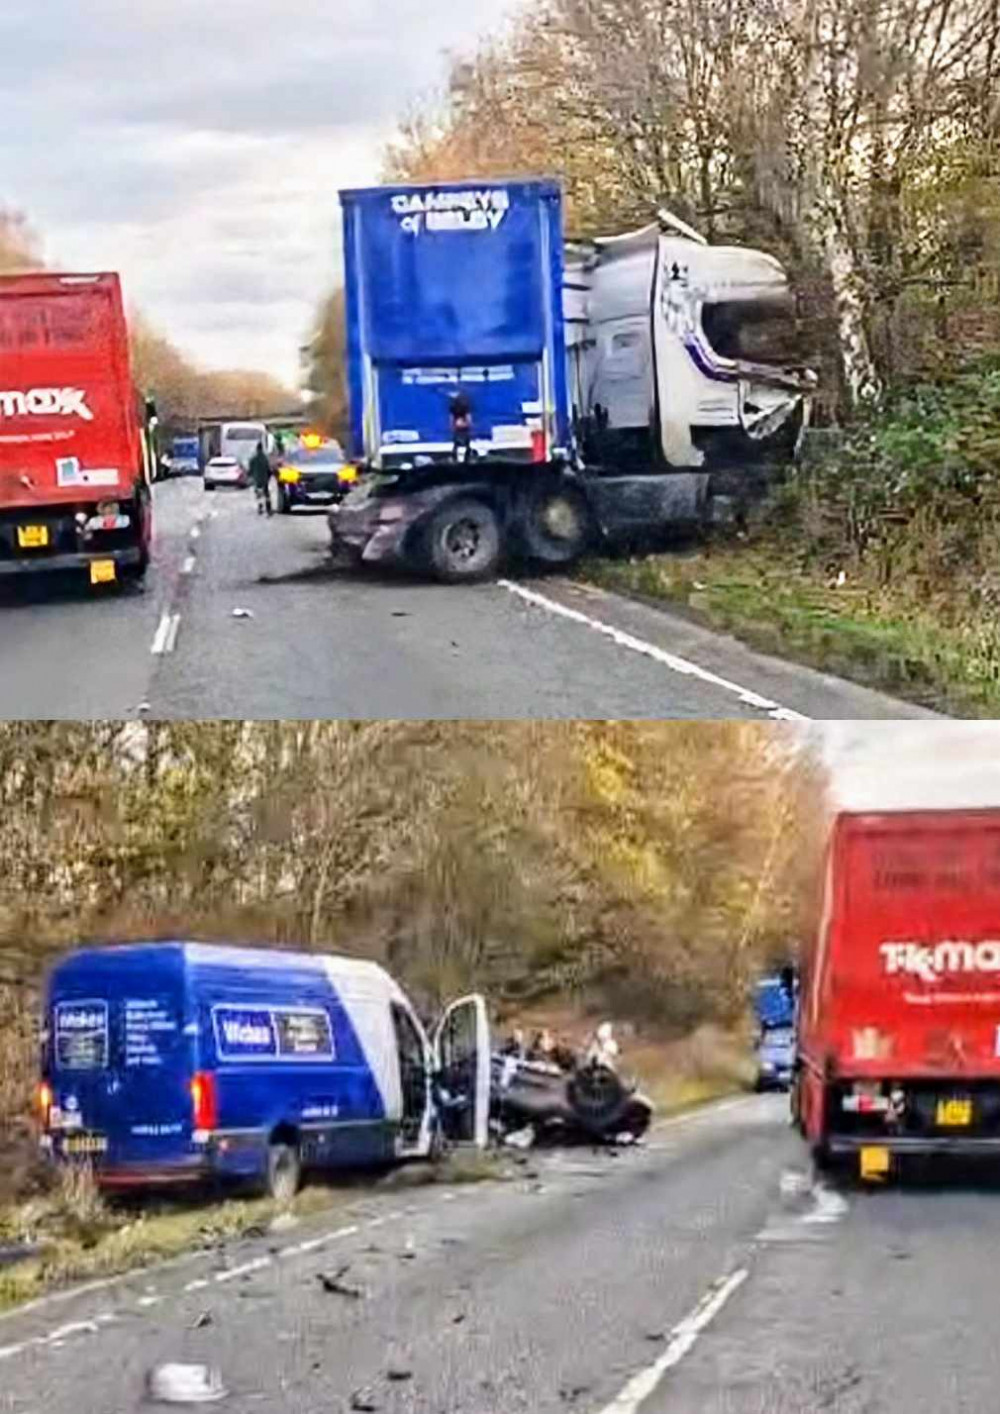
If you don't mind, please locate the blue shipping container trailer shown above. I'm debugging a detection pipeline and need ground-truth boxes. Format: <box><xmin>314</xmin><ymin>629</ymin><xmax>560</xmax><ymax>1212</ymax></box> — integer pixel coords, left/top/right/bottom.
<box><xmin>40</xmin><ymin>942</ymin><xmax>490</xmax><ymax>1199</ymax></box>
<box><xmin>331</xmin><ymin>179</ymin><xmax>816</xmax><ymax>581</ymax></box>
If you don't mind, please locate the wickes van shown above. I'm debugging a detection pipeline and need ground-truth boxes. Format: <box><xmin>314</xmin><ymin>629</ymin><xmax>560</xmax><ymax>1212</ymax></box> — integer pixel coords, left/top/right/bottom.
<box><xmin>38</xmin><ymin>942</ymin><xmax>489</xmax><ymax>1200</ymax></box>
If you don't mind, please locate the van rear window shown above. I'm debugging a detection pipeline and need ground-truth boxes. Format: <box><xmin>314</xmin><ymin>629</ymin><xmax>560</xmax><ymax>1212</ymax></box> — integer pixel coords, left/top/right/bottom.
<box><xmin>213</xmin><ymin>1005</ymin><xmax>334</xmax><ymax>1062</ymax></box>
<box><xmin>54</xmin><ymin>1000</ymin><xmax>108</xmax><ymax>1070</ymax></box>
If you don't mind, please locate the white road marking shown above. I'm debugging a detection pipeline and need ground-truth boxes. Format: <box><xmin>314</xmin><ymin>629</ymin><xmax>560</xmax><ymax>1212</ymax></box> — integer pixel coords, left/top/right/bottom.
<box><xmin>189</xmin><ymin>526</ymin><xmax>200</xmax><ymax>541</ymax></box>
<box><xmin>757</xmin><ymin>1178</ymin><xmax>849</xmax><ymax>1243</ymax></box>
<box><xmin>150</xmin><ymin>612</ymin><xmax>172</xmax><ymax>654</ymax></box>
<box><xmin>499</xmin><ymin>580</ymin><xmax>808</xmax><ymax>722</ymax></box>
<box><xmin>136</xmin><ymin>1295</ymin><xmax>161</xmax><ymax>1308</ymax></box>
<box><xmin>214</xmin><ymin>1256</ymin><xmax>271</xmax><ymax>1284</ymax></box>
<box><xmin>181</xmin><ymin>555</ymin><xmax>196</xmax><ymax>575</ymax></box>
<box><xmin>0</xmin><ymin>1314</ymin><xmax>120</xmax><ymax>1365</ymax></box>
<box><xmin>184</xmin><ymin>1278</ymin><xmax>210</xmax><ymax>1292</ymax></box>
<box><xmin>802</xmin><ymin>1184</ymin><xmax>849</xmax><ymax>1225</ymax></box>
<box><xmin>596</xmin><ymin>1268</ymin><xmax>749</xmax><ymax>1414</ymax></box>
<box><xmin>278</xmin><ymin>1223</ymin><xmax>360</xmax><ymax>1258</ymax></box>
<box><xmin>150</xmin><ymin>611</ymin><xmax>181</xmax><ymax>655</ymax></box>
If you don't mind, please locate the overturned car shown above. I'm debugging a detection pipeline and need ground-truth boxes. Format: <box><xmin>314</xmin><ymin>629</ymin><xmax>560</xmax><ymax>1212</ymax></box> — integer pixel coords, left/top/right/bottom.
<box><xmin>490</xmin><ymin>1026</ymin><xmax>654</xmax><ymax>1145</ymax></box>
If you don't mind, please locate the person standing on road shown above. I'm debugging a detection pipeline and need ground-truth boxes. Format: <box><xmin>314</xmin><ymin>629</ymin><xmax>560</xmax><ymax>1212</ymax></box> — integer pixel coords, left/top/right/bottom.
<box><xmin>249</xmin><ymin>441</ymin><xmax>273</xmax><ymax>517</ymax></box>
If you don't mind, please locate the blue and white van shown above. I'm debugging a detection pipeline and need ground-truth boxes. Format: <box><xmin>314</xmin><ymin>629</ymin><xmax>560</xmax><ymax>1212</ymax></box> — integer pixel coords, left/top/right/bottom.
<box><xmin>39</xmin><ymin>942</ymin><xmax>490</xmax><ymax>1200</ymax></box>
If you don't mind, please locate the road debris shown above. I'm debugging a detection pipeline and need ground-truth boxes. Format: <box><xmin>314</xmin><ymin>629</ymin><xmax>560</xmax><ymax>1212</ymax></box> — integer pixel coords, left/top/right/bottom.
<box><xmin>386</xmin><ymin>1368</ymin><xmax>413</xmax><ymax>1383</ymax></box>
<box><xmin>349</xmin><ymin>1390</ymin><xmax>379</xmax><ymax>1412</ymax></box>
<box><xmin>399</xmin><ymin>1236</ymin><xmax>416</xmax><ymax>1261</ymax></box>
<box><xmin>231</xmin><ymin>607</ymin><xmax>254</xmax><ymax>619</ymax></box>
<box><xmin>146</xmin><ymin>1362</ymin><xmax>227</xmax><ymax>1405</ymax></box>
<box><xmin>189</xmin><ymin>1311</ymin><xmax>214</xmax><ymax>1330</ymax></box>
<box><xmin>317</xmin><ymin>1264</ymin><xmax>363</xmax><ymax>1299</ymax></box>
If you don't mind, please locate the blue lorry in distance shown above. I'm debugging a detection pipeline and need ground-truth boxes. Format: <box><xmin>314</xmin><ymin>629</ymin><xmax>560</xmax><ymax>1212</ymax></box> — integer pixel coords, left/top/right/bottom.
<box><xmin>39</xmin><ymin>942</ymin><xmax>489</xmax><ymax>1199</ymax></box>
<box><xmin>752</xmin><ymin>970</ymin><xmax>797</xmax><ymax>1092</ymax></box>
<box><xmin>329</xmin><ymin>177</ymin><xmax>815</xmax><ymax>582</ymax></box>
<box><xmin>167</xmin><ymin>435</ymin><xmax>201</xmax><ymax>476</ymax></box>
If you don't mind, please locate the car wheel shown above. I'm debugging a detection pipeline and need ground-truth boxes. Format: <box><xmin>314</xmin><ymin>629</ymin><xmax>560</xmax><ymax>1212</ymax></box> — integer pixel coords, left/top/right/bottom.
<box><xmin>566</xmin><ymin>1065</ymin><xmax>630</xmax><ymax>1136</ymax></box>
<box><xmin>423</xmin><ymin>498</ymin><xmax>501</xmax><ymax>583</ymax></box>
<box><xmin>265</xmin><ymin>1140</ymin><xmax>301</xmax><ymax>1203</ymax></box>
<box><xmin>204</xmin><ymin>480</ymin><xmax>214</xmax><ymax>492</ymax></box>
<box><xmin>519</xmin><ymin>484</ymin><xmax>592</xmax><ymax>566</ymax></box>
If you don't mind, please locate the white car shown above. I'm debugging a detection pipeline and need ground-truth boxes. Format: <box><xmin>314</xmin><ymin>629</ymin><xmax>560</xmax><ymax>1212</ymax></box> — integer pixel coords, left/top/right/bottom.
<box><xmin>203</xmin><ymin>456</ymin><xmax>248</xmax><ymax>491</ymax></box>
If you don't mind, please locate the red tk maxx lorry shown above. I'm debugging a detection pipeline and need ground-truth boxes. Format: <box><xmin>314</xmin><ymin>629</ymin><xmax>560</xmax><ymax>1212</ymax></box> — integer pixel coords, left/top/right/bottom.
<box><xmin>0</xmin><ymin>272</ymin><xmax>155</xmax><ymax>586</ymax></box>
<box><xmin>795</xmin><ymin>808</ymin><xmax>1000</xmax><ymax>1181</ymax></box>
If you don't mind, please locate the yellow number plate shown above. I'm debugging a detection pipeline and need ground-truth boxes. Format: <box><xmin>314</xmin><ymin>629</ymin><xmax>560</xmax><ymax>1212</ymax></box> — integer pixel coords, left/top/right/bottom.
<box><xmin>936</xmin><ymin>1098</ymin><xmax>972</xmax><ymax>1126</ymax></box>
<box><xmin>89</xmin><ymin>559</ymin><xmax>116</xmax><ymax>585</ymax></box>
<box><xmin>17</xmin><ymin>524</ymin><xmax>48</xmax><ymax>549</ymax></box>
<box><xmin>859</xmin><ymin>1145</ymin><xmax>891</xmax><ymax>1181</ymax></box>
<box><xmin>63</xmin><ymin>1135</ymin><xmax>108</xmax><ymax>1156</ymax></box>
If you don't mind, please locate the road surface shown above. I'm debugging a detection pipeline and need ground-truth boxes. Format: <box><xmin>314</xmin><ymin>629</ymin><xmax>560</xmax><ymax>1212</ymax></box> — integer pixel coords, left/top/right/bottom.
<box><xmin>1</xmin><ymin>1094</ymin><xmax>996</xmax><ymax>1412</ymax></box>
<box><xmin>0</xmin><ymin>479</ymin><xmax>936</xmax><ymax>720</ymax></box>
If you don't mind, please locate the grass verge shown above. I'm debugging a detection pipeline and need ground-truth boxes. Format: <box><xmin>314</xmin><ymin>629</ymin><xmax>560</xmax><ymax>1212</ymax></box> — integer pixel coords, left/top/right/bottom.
<box><xmin>584</xmin><ymin>547</ymin><xmax>1000</xmax><ymax>717</ymax></box>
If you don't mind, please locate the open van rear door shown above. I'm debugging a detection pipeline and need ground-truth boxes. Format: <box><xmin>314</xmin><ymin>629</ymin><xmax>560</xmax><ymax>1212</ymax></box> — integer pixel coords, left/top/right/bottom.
<box><xmin>432</xmin><ymin>994</ymin><xmax>490</xmax><ymax>1148</ymax></box>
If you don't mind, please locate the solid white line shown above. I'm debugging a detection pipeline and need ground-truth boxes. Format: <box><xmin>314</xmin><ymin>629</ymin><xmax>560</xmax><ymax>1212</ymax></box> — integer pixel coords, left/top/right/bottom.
<box><xmin>150</xmin><ymin>611</ymin><xmax>172</xmax><ymax>655</ymax></box>
<box><xmin>596</xmin><ymin>1268</ymin><xmax>749</xmax><ymax>1414</ymax></box>
<box><xmin>181</xmin><ymin>555</ymin><xmax>196</xmax><ymax>575</ymax></box>
<box><xmin>498</xmin><ymin>580</ymin><xmax>808</xmax><ymax>722</ymax></box>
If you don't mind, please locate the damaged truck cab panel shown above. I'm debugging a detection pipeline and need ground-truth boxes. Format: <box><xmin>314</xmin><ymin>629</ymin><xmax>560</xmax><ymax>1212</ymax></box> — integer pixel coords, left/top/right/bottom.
<box><xmin>795</xmin><ymin>810</ymin><xmax>1000</xmax><ymax>1179</ymax></box>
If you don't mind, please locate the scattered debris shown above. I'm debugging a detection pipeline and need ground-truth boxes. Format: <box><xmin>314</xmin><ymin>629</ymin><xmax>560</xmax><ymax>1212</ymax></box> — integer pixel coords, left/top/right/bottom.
<box><xmin>451</xmin><ymin>1312</ymin><xmax>467</xmax><ymax>1325</ymax></box>
<box><xmin>349</xmin><ymin>1390</ymin><xmax>379</xmax><ymax>1412</ymax></box>
<box><xmin>231</xmin><ymin>607</ymin><xmax>254</xmax><ymax>619</ymax></box>
<box><xmin>268</xmin><ymin>1212</ymin><xmax>299</xmax><ymax>1234</ymax></box>
<box><xmin>386</xmin><ymin>1368</ymin><xmax>413</xmax><ymax>1383</ymax></box>
<box><xmin>503</xmin><ymin>1125</ymin><xmax>536</xmax><ymax>1151</ymax></box>
<box><xmin>390</xmin><ymin>611</ymin><xmax>409</xmax><ymax>617</ymax></box>
<box><xmin>399</xmin><ymin>1236</ymin><xmax>416</xmax><ymax>1261</ymax></box>
<box><xmin>189</xmin><ymin>1311</ymin><xmax>214</xmax><ymax>1330</ymax></box>
<box><xmin>317</xmin><ymin>1264</ymin><xmax>364</xmax><ymax>1299</ymax></box>
<box><xmin>643</xmin><ymin>1331</ymin><xmax>666</xmax><ymax>1343</ymax></box>
<box><xmin>146</xmin><ymin>1362</ymin><xmax>227</xmax><ymax>1405</ymax></box>
<box><xmin>779</xmin><ymin>1170</ymin><xmax>812</xmax><ymax>1200</ymax></box>
<box><xmin>137</xmin><ymin>701</ymin><xmax>151</xmax><ymax>715</ymax></box>
<box><xmin>559</xmin><ymin>1383</ymin><xmax>592</xmax><ymax>1403</ymax></box>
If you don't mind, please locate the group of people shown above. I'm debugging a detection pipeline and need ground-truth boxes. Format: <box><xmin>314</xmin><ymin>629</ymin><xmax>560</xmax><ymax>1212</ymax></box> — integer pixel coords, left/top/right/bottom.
<box><xmin>499</xmin><ymin>1021</ymin><xmax>621</xmax><ymax>1074</ymax></box>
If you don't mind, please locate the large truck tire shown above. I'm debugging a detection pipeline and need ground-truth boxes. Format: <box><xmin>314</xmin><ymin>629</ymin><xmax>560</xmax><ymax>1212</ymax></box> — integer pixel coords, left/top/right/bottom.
<box><xmin>423</xmin><ymin>497</ymin><xmax>502</xmax><ymax>583</ymax></box>
<box><xmin>519</xmin><ymin>484</ymin><xmax>592</xmax><ymax>566</ymax></box>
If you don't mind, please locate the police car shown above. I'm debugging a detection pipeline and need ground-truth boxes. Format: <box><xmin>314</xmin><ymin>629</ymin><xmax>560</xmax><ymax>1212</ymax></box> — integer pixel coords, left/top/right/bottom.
<box><xmin>39</xmin><ymin>942</ymin><xmax>489</xmax><ymax>1200</ymax></box>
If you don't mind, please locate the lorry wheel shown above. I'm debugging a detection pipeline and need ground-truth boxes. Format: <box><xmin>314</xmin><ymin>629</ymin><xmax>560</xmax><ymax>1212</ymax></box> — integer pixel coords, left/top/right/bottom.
<box><xmin>423</xmin><ymin>498</ymin><xmax>501</xmax><ymax>583</ymax></box>
<box><xmin>265</xmin><ymin>1140</ymin><xmax>301</xmax><ymax>1203</ymax></box>
<box><xmin>520</xmin><ymin>486</ymin><xmax>592</xmax><ymax>566</ymax></box>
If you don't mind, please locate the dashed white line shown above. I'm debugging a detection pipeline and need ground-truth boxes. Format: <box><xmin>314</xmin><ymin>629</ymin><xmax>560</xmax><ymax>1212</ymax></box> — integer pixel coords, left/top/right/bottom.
<box><xmin>151</xmin><ymin>611</ymin><xmax>181</xmax><ymax>655</ymax></box>
<box><xmin>214</xmin><ymin>1256</ymin><xmax>272</xmax><ymax>1285</ymax></box>
<box><xmin>279</xmin><ymin>1223</ymin><xmax>360</xmax><ymax>1258</ymax></box>
<box><xmin>596</xmin><ymin>1268</ymin><xmax>749</xmax><ymax>1414</ymax></box>
<box><xmin>189</xmin><ymin>525</ymin><xmax>201</xmax><ymax>541</ymax></box>
<box><xmin>181</xmin><ymin>554</ymin><xmax>196</xmax><ymax>575</ymax></box>
<box><xmin>498</xmin><ymin>580</ymin><xmax>808</xmax><ymax>721</ymax></box>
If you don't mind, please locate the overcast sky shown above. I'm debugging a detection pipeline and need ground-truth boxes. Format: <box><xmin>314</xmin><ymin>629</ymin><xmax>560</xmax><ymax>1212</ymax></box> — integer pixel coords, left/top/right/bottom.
<box><xmin>822</xmin><ymin>723</ymin><xmax>1000</xmax><ymax>811</ymax></box>
<box><xmin>2</xmin><ymin>0</ymin><xmax>515</xmax><ymax>386</ymax></box>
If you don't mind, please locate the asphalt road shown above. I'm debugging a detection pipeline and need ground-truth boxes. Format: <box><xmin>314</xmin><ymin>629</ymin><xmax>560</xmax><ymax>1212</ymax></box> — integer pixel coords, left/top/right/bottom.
<box><xmin>0</xmin><ymin>478</ymin><xmax>936</xmax><ymax>720</ymax></box>
<box><xmin>3</xmin><ymin>1095</ymin><xmax>999</xmax><ymax>1413</ymax></box>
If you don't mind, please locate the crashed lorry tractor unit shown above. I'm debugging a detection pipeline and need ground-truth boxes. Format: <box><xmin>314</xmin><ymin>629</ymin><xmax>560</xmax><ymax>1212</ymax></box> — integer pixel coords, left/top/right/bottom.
<box><xmin>0</xmin><ymin>271</ymin><xmax>156</xmax><ymax>585</ymax></box>
<box><xmin>329</xmin><ymin>178</ymin><xmax>816</xmax><ymax>581</ymax></box>
<box><xmin>793</xmin><ymin>807</ymin><xmax>1000</xmax><ymax>1182</ymax></box>
<box><xmin>38</xmin><ymin>942</ymin><xmax>491</xmax><ymax>1200</ymax></box>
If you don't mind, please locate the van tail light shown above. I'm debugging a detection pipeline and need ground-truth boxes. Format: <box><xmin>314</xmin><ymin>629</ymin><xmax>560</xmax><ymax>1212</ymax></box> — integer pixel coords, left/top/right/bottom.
<box><xmin>36</xmin><ymin>1081</ymin><xmax>53</xmax><ymax>1128</ymax></box>
<box><xmin>190</xmin><ymin>1071</ymin><xmax>218</xmax><ymax>1131</ymax></box>
<box><xmin>530</xmin><ymin>428</ymin><xmax>547</xmax><ymax>463</ymax></box>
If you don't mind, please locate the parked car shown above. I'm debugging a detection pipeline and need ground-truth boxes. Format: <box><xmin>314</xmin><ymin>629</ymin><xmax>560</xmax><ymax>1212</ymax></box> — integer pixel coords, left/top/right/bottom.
<box><xmin>203</xmin><ymin>456</ymin><xmax>247</xmax><ymax>491</ymax></box>
<box><xmin>38</xmin><ymin>942</ymin><xmax>490</xmax><ymax>1199</ymax></box>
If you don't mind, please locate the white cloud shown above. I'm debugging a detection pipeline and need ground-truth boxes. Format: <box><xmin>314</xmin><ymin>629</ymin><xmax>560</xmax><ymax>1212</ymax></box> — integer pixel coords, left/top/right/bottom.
<box><xmin>3</xmin><ymin>0</ymin><xmax>517</xmax><ymax>384</ymax></box>
<box><xmin>822</xmin><ymin>723</ymin><xmax>1000</xmax><ymax>811</ymax></box>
